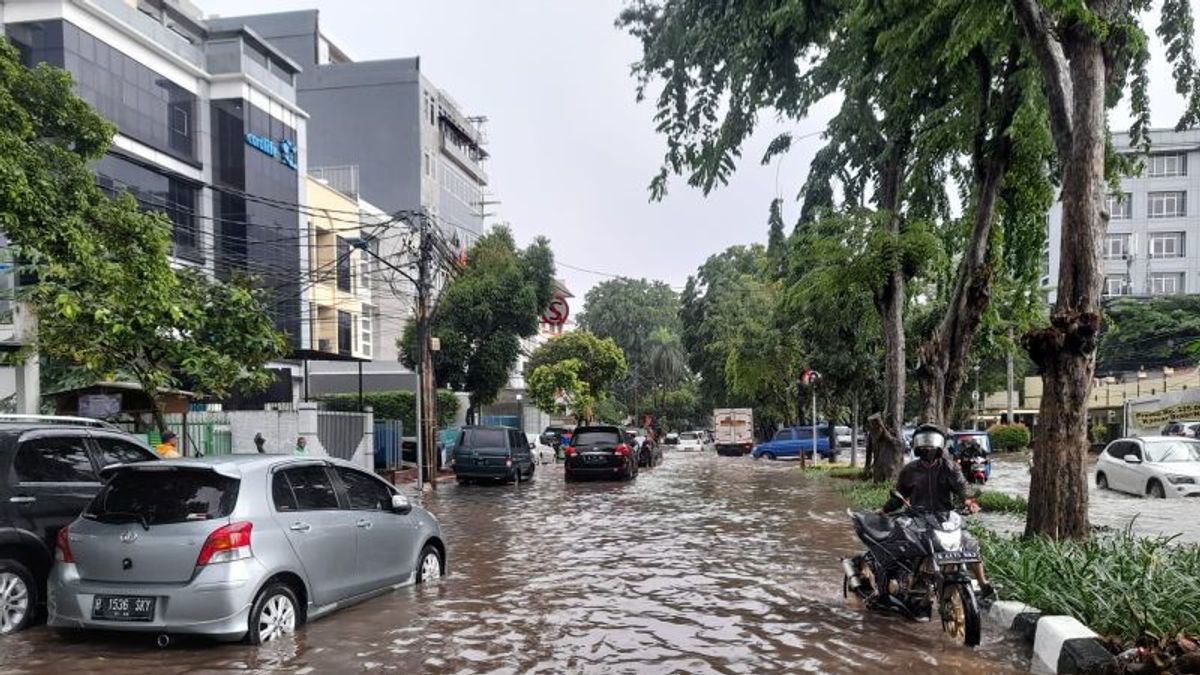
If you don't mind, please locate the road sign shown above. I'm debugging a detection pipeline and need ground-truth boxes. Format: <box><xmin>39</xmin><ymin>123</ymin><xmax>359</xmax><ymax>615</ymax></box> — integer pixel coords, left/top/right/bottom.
<box><xmin>541</xmin><ymin>294</ymin><xmax>570</xmax><ymax>326</ymax></box>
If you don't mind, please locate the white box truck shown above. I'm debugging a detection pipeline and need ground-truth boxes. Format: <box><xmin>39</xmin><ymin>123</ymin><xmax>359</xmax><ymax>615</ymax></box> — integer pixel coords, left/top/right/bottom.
<box><xmin>713</xmin><ymin>408</ymin><xmax>754</xmax><ymax>456</ymax></box>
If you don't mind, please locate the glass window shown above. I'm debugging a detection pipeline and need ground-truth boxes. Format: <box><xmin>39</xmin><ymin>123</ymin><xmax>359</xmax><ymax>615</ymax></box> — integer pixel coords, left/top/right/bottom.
<box><xmin>1147</xmin><ymin>153</ymin><xmax>1187</xmax><ymax>177</ymax></box>
<box><xmin>1099</xmin><ymin>234</ymin><xmax>1128</xmax><ymax>260</ymax></box>
<box><xmin>279</xmin><ymin>466</ymin><xmax>339</xmax><ymax>510</ymax></box>
<box><xmin>86</xmin><ymin>468</ymin><xmax>239</xmax><ymax>525</ymax></box>
<box><xmin>272</xmin><ymin>472</ymin><xmax>298</xmax><ymax>511</ymax></box>
<box><xmin>334</xmin><ymin>467</ymin><xmax>392</xmax><ymax>510</ymax></box>
<box><xmin>1106</xmin><ymin>193</ymin><xmax>1132</xmax><ymax>220</ymax></box>
<box><xmin>772</xmin><ymin>430</ymin><xmax>792</xmax><ymax>441</ymax></box>
<box><xmin>337</xmin><ymin>310</ymin><xmax>353</xmax><ymax>355</ymax></box>
<box><xmin>1106</xmin><ymin>441</ymin><xmax>1130</xmax><ymax>459</ymax></box>
<box><xmin>1104</xmin><ymin>275</ymin><xmax>1131</xmax><ymax>297</ymax></box>
<box><xmin>336</xmin><ymin>238</ymin><xmax>352</xmax><ymax>291</ymax></box>
<box><xmin>1145</xmin><ymin>440</ymin><xmax>1200</xmax><ymax>463</ymax></box>
<box><xmin>463</xmin><ymin>427</ymin><xmax>509</xmax><ymax>449</ymax></box>
<box><xmin>94</xmin><ymin>436</ymin><xmax>157</xmax><ymax>467</ymax></box>
<box><xmin>1150</xmin><ymin>272</ymin><xmax>1185</xmax><ymax>296</ymax></box>
<box><xmin>15</xmin><ymin>436</ymin><xmax>97</xmax><ymax>482</ymax></box>
<box><xmin>95</xmin><ymin>154</ymin><xmax>200</xmax><ymax>261</ymax></box>
<box><xmin>1149</xmin><ymin>232</ymin><xmax>1185</xmax><ymax>258</ymax></box>
<box><xmin>570</xmin><ymin>429</ymin><xmax>622</xmax><ymax>446</ymax></box>
<box><xmin>1148</xmin><ymin>191</ymin><xmax>1186</xmax><ymax>218</ymax></box>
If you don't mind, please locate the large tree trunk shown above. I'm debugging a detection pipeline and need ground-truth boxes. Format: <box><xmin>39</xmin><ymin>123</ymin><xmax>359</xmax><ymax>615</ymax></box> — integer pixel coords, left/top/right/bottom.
<box><xmin>920</xmin><ymin>46</ymin><xmax>1021</xmax><ymax>426</ymax></box>
<box><xmin>1013</xmin><ymin>0</ymin><xmax>1108</xmax><ymax>539</ymax></box>
<box><xmin>871</xmin><ymin>137</ymin><xmax>910</xmax><ymax>483</ymax></box>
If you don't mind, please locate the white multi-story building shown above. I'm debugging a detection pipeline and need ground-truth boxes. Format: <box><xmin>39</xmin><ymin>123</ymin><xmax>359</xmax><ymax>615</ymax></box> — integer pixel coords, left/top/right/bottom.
<box><xmin>1046</xmin><ymin>128</ymin><xmax>1200</xmax><ymax>301</ymax></box>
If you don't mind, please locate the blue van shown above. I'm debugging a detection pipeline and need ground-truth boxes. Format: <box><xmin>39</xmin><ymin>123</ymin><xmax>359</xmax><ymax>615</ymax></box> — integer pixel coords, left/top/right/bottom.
<box><xmin>752</xmin><ymin>426</ymin><xmax>837</xmax><ymax>460</ymax></box>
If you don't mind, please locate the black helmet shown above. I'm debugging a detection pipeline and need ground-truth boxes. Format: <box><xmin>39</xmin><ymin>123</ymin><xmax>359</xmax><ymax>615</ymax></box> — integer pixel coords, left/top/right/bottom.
<box><xmin>911</xmin><ymin>423</ymin><xmax>947</xmax><ymax>463</ymax></box>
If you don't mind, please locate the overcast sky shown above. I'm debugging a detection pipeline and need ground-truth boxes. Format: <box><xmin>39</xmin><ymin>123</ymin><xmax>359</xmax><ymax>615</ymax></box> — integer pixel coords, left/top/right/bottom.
<box><xmin>202</xmin><ymin>0</ymin><xmax>1192</xmax><ymax>304</ymax></box>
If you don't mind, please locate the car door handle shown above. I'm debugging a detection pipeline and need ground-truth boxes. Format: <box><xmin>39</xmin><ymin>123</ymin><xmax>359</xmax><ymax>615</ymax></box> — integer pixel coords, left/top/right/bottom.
<box><xmin>8</xmin><ymin>496</ymin><xmax>35</xmax><ymax>504</ymax></box>
<box><xmin>356</xmin><ymin>519</ymin><xmax>373</xmax><ymax>530</ymax></box>
<box><xmin>289</xmin><ymin>522</ymin><xmax>312</xmax><ymax>533</ymax></box>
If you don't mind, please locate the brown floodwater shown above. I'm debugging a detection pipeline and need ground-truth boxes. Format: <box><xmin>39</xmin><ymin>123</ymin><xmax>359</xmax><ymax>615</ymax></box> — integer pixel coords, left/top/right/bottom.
<box><xmin>1</xmin><ymin>453</ymin><xmax>1030</xmax><ymax>674</ymax></box>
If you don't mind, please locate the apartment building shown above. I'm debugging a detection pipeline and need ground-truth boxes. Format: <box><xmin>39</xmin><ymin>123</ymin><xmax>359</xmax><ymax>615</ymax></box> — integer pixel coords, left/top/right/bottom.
<box><xmin>1046</xmin><ymin>128</ymin><xmax>1200</xmax><ymax>301</ymax></box>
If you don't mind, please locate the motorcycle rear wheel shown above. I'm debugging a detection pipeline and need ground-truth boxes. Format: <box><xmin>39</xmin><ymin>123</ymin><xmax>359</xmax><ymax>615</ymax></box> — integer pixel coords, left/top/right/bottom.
<box><xmin>940</xmin><ymin>583</ymin><xmax>981</xmax><ymax>647</ymax></box>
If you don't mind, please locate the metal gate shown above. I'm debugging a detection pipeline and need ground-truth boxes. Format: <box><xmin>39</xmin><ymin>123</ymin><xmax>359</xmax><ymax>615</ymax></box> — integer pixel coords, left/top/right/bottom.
<box><xmin>164</xmin><ymin>412</ymin><xmax>232</xmax><ymax>457</ymax></box>
<box><xmin>317</xmin><ymin>410</ymin><xmax>368</xmax><ymax>461</ymax></box>
<box><xmin>374</xmin><ymin>419</ymin><xmax>405</xmax><ymax>470</ymax></box>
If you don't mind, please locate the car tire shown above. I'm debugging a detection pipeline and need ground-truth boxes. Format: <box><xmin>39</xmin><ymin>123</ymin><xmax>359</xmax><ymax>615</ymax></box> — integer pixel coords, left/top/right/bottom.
<box><xmin>764</xmin><ymin>452</ymin><xmax>776</xmax><ymax>461</ymax></box>
<box><xmin>1096</xmin><ymin>472</ymin><xmax>1108</xmax><ymax>490</ymax></box>
<box><xmin>1147</xmin><ymin>479</ymin><xmax>1166</xmax><ymax>499</ymax></box>
<box><xmin>416</xmin><ymin>544</ymin><xmax>443</xmax><ymax>583</ymax></box>
<box><xmin>246</xmin><ymin>582</ymin><xmax>300</xmax><ymax>645</ymax></box>
<box><xmin>0</xmin><ymin>559</ymin><xmax>36</xmax><ymax>635</ymax></box>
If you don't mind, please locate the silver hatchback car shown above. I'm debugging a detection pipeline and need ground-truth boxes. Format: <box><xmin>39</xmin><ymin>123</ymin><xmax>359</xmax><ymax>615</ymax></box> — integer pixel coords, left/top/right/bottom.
<box><xmin>48</xmin><ymin>455</ymin><xmax>445</xmax><ymax>644</ymax></box>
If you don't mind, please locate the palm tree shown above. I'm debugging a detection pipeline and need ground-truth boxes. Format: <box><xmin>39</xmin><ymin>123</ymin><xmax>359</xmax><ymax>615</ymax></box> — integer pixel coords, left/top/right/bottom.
<box><xmin>645</xmin><ymin>327</ymin><xmax>688</xmax><ymax>415</ymax></box>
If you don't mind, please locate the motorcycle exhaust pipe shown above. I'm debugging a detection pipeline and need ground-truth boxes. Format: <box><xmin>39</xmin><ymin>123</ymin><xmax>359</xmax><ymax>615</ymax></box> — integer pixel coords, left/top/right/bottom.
<box><xmin>841</xmin><ymin>558</ymin><xmax>862</xmax><ymax>589</ymax></box>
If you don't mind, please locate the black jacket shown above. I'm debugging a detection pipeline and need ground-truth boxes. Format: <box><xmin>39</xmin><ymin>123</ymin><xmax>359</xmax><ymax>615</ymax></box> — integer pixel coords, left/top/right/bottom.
<box><xmin>882</xmin><ymin>456</ymin><xmax>975</xmax><ymax>513</ymax></box>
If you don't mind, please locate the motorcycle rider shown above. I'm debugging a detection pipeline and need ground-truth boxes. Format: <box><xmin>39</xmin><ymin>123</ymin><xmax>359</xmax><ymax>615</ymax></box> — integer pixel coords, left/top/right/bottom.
<box><xmin>881</xmin><ymin>423</ymin><xmax>994</xmax><ymax>599</ymax></box>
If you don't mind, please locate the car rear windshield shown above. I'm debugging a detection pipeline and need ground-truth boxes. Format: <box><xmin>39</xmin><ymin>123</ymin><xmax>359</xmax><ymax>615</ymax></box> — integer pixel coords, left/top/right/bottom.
<box><xmin>85</xmin><ymin>469</ymin><xmax>239</xmax><ymax>526</ymax></box>
<box><xmin>573</xmin><ymin>429</ymin><xmax>622</xmax><ymax>446</ymax></box>
<box><xmin>461</xmin><ymin>428</ymin><xmax>507</xmax><ymax>450</ymax></box>
<box><xmin>680</xmin><ymin>432</ymin><xmax>699</xmax><ymax>441</ymax></box>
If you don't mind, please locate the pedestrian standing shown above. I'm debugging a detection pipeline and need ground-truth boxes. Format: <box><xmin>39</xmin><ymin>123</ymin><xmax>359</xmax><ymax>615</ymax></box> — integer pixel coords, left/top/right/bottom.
<box><xmin>155</xmin><ymin>431</ymin><xmax>180</xmax><ymax>459</ymax></box>
<box><xmin>254</xmin><ymin>432</ymin><xmax>266</xmax><ymax>453</ymax></box>
<box><xmin>294</xmin><ymin>436</ymin><xmax>307</xmax><ymax>456</ymax></box>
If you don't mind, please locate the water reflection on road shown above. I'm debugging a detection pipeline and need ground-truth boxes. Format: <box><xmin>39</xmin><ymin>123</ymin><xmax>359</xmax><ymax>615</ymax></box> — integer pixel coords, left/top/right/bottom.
<box><xmin>5</xmin><ymin>453</ymin><xmax>1029</xmax><ymax>674</ymax></box>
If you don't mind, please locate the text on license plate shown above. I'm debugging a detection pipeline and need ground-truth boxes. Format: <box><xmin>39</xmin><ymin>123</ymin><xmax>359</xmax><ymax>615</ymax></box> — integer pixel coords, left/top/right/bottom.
<box><xmin>92</xmin><ymin>595</ymin><xmax>156</xmax><ymax>621</ymax></box>
<box><xmin>584</xmin><ymin>454</ymin><xmax>606</xmax><ymax>464</ymax></box>
<box><xmin>934</xmin><ymin>551</ymin><xmax>980</xmax><ymax>564</ymax></box>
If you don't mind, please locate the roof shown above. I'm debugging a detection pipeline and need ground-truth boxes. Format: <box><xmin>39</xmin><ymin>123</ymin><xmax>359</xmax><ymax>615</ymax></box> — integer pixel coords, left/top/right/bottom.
<box><xmin>100</xmin><ymin>453</ymin><xmax>340</xmax><ymax>478</ymax></box>
<box><xmin>43</xmin><ymin>381</ymin><xmax>197</xmax><ymax>398</ymax></box>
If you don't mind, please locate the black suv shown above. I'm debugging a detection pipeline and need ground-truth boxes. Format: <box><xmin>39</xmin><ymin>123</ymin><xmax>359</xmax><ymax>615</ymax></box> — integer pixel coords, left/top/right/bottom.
<box><xmin>451</xmin><ymin>426</ymin><xmax>535</xmax><ymax>485</ymax></box>
<box><xmin>564</xmin><ymin>425</ymin><xmax>639</xmax><ymax>482</ymax></box>
<box><xmin>0</xmin><ymin>419</ymin><xmax>157</xmax><ymax>634</ymax></box>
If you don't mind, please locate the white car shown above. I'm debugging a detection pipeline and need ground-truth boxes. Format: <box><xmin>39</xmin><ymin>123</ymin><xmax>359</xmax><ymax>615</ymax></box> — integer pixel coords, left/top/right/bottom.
<box><xmin>677</xmin><ymin>431</ymin><xmax>704</xmax><ymax>452</ymax></box>
<box><xmin>1096</xmin><ymin>436</ymin><xmax>1200</xmax><ymax>499</ymax></box>
<box><xmin>525</xmin><ymin>433</ymin><xmax>557</xmax><ymax>464</ymax></box>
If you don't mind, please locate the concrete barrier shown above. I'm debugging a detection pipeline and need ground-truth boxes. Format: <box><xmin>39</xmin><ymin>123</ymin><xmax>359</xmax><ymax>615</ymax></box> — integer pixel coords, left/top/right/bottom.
<box><xmin>985</xmin><ymin>601</ymin><xmax>1116</xmax><ymax>674</ymax></box>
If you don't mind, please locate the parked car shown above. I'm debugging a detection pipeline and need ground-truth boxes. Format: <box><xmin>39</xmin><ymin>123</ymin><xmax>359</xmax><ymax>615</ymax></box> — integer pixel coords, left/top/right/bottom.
<box><xmin>564</xmin><ymin>425</ymin><xmax>638</xmax><ymax>481</ymax></box>
<box><xmin>834</xmin><ymin>426</ymin><xmax>854</xmax><ymax>449</ymax></box>
<box><xmin>0</xmin><ymin>419</ymin><xmax>159</xmax><ymax>634</ymax></box>
<box><xmin>677</xmin><ymin>431</ymin><xmax>704</xmax><ymax>452</ymax></box>
<box><xmin>540</xmin><ymin>425</ymin><xmax>573</xmax><ymax>448</ymax></box>
<box><xmin>752</xmin><ymin>426</ymin><xmax>836</xmax><ymax>461</ymax></box>
<box><xmin>1161</xmin><ymin>420</ymin><xmax>1200</xmax><ymax>437</ymax></box>
<box><xmin>525</xmin><ymin>432</ymin><xmax>556</xmax><ymax>464</ymax></box>
<box><xmin>1096</xmin><ymin>436</ymin><xmax>1200</xmax><ymax>499</ymax></box>
<box><xmin>48</xmin><ymin>455</ymin><xmax>444</xmax><ymax>644</ymax></box>
<box><xmin>451</xmin><ymin>426</ymin><xmax>535</xmax><ymax>485</ymax></box>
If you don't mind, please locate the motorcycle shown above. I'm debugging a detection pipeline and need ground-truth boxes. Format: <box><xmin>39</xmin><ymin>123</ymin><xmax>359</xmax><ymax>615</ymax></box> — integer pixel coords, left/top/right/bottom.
<box><xmin>959</xmin><ymin>451</ymin><xmax>990</xmax><ymax>484</ymax></box>
<box><xmin>842</xmin><ymin>492</ymin><xmax>983</xmax><ymax>647</ymax></box>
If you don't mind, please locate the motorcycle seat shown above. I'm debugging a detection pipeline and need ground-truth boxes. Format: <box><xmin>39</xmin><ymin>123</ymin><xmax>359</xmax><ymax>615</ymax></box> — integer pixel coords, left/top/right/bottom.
<box><xmin>853</xmin><ymin>512</ymin><xmax>895</xmax><ymax>541</ymax></box>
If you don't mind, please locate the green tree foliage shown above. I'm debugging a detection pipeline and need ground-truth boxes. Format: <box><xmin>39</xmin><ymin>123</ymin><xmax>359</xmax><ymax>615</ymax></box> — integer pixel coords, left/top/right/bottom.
<box><xmin>525</xmin><ymin>330</ymin><xmax>627</xmax><ymax>395</ymax></box>
<box><xmin>319</xmin><ymin>390</ymin><xmax>460</xmax><ymax>431</ymax></box>
<box><xmin>404</xmin><ymin>227</ymin><xmax>555</xmax><ymax>415</ymax></box>
<box><xmin>645</xmin><ymin>326</ymin><xmax>687</xmax><ymax>393</ymax></box>
<box><xmin>527</xmin><ymin>359</ymin><xmax>594</xmax><ymax>423</ymax></box>
<box><xmin>640</xmin><ymin>381</ymin><xmax>705</xmax><ymax>431</ymax></box>
<box><xmin>0</xmin><ymin>42</ymin><xmax>285</xmax><ymax>427</ymax></box>
<box><xmin>1098</xmin><ymin>297</ymin><xmax>1200</xmax><ymax>373</ymax></box>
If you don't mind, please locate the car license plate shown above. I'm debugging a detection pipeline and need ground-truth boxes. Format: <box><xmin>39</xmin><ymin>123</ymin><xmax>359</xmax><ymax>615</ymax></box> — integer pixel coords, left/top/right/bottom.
<box><xmin>584</xmin><ymin>454</ymin><xmax>605</xmax><ymax>464</ymax></box>
<box><xmin>933</xmin><ymin>551</ymin><xmax>980</xmax><ymax>564</ymax></box>
<box><xmin>92</xmin><ymin>595</ymin><xmax>156</xmax><ymax>622</ymax></box>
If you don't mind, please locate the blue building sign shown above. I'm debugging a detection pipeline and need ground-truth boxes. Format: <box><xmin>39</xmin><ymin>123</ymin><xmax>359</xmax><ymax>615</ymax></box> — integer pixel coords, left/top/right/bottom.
<box><xmin>245</xmin><ymin>132</ymin><xmax>298</xmax><ymax>171</ymax></box>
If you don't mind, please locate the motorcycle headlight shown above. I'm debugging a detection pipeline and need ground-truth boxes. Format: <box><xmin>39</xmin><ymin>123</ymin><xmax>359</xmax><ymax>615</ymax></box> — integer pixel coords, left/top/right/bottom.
<box><xmin>934</xmin><ymin>528</ymin><xmax>962</xmax><ymax>552</ymax></box>
<box><xmin>1166</xmin><ymin>474</ymin><xmax>1197</xmax><ymax>485</ymax></box>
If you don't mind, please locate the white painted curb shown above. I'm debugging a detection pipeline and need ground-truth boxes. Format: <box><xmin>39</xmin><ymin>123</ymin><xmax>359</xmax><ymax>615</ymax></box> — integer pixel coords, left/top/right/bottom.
<box><xmin>1033</xmin><ymin>616</ymin><xmax>1098</xmax><ymax>672</ymax></box>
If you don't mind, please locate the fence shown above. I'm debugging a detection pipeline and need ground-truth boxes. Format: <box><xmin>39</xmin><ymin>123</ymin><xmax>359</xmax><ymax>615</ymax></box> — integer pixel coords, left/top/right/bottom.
<box><xmin>374</xmin><ymin>419</ymin><xmax>407</xmax><ymax>470</ymax></box>
<box><xmin>160</xmin><ymin>412</ymin><xmax>233</xmax><ymax>457</ymax></box>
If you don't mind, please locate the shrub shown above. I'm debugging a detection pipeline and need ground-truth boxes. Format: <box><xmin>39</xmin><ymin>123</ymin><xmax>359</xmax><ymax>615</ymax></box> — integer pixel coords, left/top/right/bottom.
<box><xmin>975</xmin><ymin>491</ymin><xmax>1027</xmax><ymax>515</ymax></box>
<box><xmin>987</xmin><ymin>423</ymin><xmax>1031</xmax><ymax>452</ymax></box>
<box><xmin>977</xmin><ymin>527</ymin><xmax>1200</xmax><ymax>643</ymax></box>
<box><xmin>318</xmin><ymin>390</ymin><xmax>460</xmax><ymax>432</ymax></box>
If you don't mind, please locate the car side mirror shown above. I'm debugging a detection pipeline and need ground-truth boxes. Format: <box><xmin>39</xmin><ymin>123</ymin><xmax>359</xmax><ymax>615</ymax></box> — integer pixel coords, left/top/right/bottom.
<box><xmin>391</xmin><ymin>494</ymin><xmax>413</xmax><ymax>514</ymax></box>
<box><xmin>1123</xmin><ymin>454</ymin><xmax>1142</xmax><ymax>464</ymax></box>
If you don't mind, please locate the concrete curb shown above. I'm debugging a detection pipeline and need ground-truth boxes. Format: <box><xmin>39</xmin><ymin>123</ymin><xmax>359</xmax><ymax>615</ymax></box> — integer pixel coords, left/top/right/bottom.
<box><xmin>985</xmin><ymin>600</ymin><xmax>1116</xmax><ymax>674</ymax></box>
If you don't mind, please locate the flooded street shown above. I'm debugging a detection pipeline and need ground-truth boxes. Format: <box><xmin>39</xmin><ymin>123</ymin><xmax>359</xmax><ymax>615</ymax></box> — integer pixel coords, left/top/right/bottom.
<box><xmin>4</xmin><ymin>454</ymin><xmax>1028</xmax><ymax>674</ymax></box>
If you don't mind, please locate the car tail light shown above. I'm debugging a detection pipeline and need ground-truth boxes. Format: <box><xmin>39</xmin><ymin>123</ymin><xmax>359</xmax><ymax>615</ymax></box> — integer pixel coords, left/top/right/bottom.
<box><xmin>614</xmin><ymin>444</ymin><xmax>631</xmax><ymax>456</ymax></box>
<box><xmin>565</xmin><ymin>446</ymin><xmax>577</xmax><ymax>457</ymax></box>
<box><xmin>196</xmin><ymin>522</ymin><xmax>253</xmax><ymax>566</ymax></box>
<box><xmin>55</xmin><ymin>527</ymin><xmax>74</xmax><ymax>563</ymax></box>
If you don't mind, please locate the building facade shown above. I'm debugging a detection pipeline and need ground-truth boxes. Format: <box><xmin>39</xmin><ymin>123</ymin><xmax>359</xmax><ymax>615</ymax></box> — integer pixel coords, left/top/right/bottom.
<box><xmin>305</xmin><ymin>176</ymin><xmax>373</xmax><ymax>361</ymax></box>
<box><xmin>1046</xmin><ymin>128</ymin><xmax>1200</xmax><ymax>301</ymax></box>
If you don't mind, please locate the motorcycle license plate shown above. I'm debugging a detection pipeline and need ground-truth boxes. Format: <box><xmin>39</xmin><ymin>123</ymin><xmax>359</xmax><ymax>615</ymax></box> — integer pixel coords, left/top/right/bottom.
<box><xmin>934</xmin><ymin>550</ymin><xmax>980</xmax><ymax>564</ymax></box>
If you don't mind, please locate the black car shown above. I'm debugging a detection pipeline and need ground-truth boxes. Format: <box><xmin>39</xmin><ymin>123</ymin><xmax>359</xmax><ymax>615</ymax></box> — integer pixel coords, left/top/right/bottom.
<box><xmin>540</xmin><ymin>425</ymin><xmax>572</xmax><ymax>448</ymax></box>
<box><xmin>0</xmin><ymin>419</ymin><xmax>158</xmax><ymax>634</ymax></box>
<box><xmin>565</xmin><ymin>425</ymin><xmax>638</xmax><ymax>481</ymax></box>
<box><xmin>451</xmin><ymin>425</ymin><xmax>535</xmax><ymax>485</ymax></box>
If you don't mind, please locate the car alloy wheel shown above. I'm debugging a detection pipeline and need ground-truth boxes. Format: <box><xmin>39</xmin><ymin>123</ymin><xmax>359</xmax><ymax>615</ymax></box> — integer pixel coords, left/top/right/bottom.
<box><xmin>417</xmin><ymin>545</ymin><xmax>442</xmax><ymax>583</ymax></box>
<box><xmin>249</xmin><ymin>584</ymin><xmax>298</xmax><ymax>645</ymax></box>
<box><xmin>0</xmin><ymin>569</ymin><xmax>31</xmax><ymax>635</ymax></box>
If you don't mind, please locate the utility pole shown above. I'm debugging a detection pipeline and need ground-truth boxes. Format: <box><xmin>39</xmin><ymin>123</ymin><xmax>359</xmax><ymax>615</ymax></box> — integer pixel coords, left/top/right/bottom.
<box><xmin>415</xmin><ymin>214</ymin><xmax>438</xmax><ymax>490</ymax></box>
<box><xmin>1006</xmin><ymin>326</ymin><xmax>1015</xmax><ymax>426</ymax></box>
